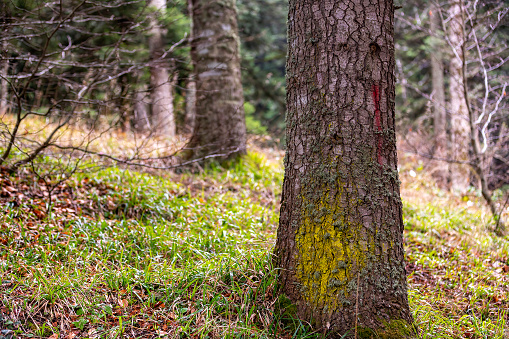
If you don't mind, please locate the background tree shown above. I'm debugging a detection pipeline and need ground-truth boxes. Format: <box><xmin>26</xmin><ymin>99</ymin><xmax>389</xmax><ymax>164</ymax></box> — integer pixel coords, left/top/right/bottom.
<box><xmin>396</xmin><ymin>0</ymin><xmax>508</xmax><ymax>234</ymax></box>
<box><xmin>275</xmin><ymin>0</ymin><xmax>413</xmax><ymax>337</ymax></box>
<box><xmin>0</xmin><ymin>0</ymin><xmax>10</xmax><ymax>115</ymax></box>
<box><xmin>448</xmin><ymin>0</ymin><xmax>471</xmax><ymax>192</ymax></box>
<box><xmin>184</xmin><ymin>0</ymin><xmax>196</xmax><ymax>133</ymax></box>
<box><xmin>430</xmin><ymin>5</ymin><xmax>447</xmax><ymax>148</ymax></box>
<box><xmin>0</xmin><ymin>0</ymin><xmax>189</xmax><ymax>173</ymax></box>
<box><xmin>428</xmin><ymin>3</ymin><xmax>449</xmax><ymax>185</ymax></box>
<box><xmin>394</xmin><ymin>1</ymin><xmax>431</xmax><ymax>131</ymax></box>
<box><xmin>187</xmin><ymin>0</ymin><xmax>246</xmax><ymax>160</ymax></box>
<box><xmin>0</xmin><ymin>41</ymin><xmax>8</xmax><ymax>115</ymax></box>
<box><xmin>148</xmin><ymin>0</ymin><xmax>176</xmax><ymax>137</ymax></box>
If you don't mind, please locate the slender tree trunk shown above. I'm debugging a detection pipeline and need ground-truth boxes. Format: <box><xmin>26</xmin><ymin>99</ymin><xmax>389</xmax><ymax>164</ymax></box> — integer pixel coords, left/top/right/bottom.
<box><xmin>185</xmin><ymin>0</ymin><xmax>196</xmax><ymax>134</ymax></box>
<box><xmin>448</xmin><ymin>1</ymin><xmax>470</xmax><ymax>192</ymax></box>
<box><xmin>187</xmin><ymin>0</ymin><xmax>246</xmax><ymax>160</ymax></box>
<box><xmin>430</xmin><ymin>4</ymin><xmax>448</xmax><ymax>185</ymax></box>
<box><xmin>275</xmin><ymin>1</ymin><xmax>413</xmax><ymax>337</ymax></box>
<box><xmin>33</xmin><ymin>78</ymin><xmax>44</xmax><ymax>110</ymax></box>
<box><xmin>430</xmin><ymin>5</ymin><xmax>446</xmax><ymax>145</ymax></box>
<box><xmin>133</xmin><ymin>86</ymin><xmax>151</xmax><ymax>131</ymax></box>
<box><xmin>0</xmin><ymin>40</ymin><xmax>9</xmax><ymax>115</ymax></box>
<box><xmin>185</xmin><ymin>74</ymin><xmax>196</xmax><ymax>133</ymax></box>
<box><xmin>149</xmin><ymin>0</ymin><xmax>175</xmax><ymax>138</ymax></box>
<box><xmin>458</xmin><ymin>28</ymin><xmax>507</xmax><ymax>235</ymax></box>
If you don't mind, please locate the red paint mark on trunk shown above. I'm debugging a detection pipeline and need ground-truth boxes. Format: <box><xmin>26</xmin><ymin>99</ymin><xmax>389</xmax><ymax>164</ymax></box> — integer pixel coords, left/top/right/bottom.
<box><xmin>372</xmin><ymin>84</ymin><xmax>383</xmax><ymax>166</ymax></box>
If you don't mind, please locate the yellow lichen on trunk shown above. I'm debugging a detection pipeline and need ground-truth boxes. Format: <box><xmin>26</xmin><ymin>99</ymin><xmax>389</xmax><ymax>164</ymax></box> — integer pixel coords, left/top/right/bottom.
<box><xmin>295</xmin><ymin>187</ymin><xmax>378</xmax><ymax>310</ymax></box>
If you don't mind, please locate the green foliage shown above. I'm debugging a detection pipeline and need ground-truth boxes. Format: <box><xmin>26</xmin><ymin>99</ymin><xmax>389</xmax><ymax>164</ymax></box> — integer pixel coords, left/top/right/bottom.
<box><xmin>161</xmin><ymin>0</ymin><xmax>190</xmax><ymax>58</ymax></box>
<box><xmin>394</xmin><ymin>0</ymin><xmax>432</xmax><ymax>129</ymax></box>
<box><xmin>237</xmin><ymin>0</ymin><xmax>287</xmax><ymax>136</ymax></box>
<box><xmin>245</xmin><ymin>102</ymin><xmax>268</xmax><ymax>135</ymax></box>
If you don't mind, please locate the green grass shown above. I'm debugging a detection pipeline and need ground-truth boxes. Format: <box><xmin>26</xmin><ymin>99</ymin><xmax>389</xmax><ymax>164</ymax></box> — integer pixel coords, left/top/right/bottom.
<box><xmin>404</xmin><ymin>202</ymin><xmax>509</xmax><ymax>339</ymax></box>
<box><xmin>0</xmin><ymin>150</ymin><xmax>508</xmax><ymax>338</ymax></box>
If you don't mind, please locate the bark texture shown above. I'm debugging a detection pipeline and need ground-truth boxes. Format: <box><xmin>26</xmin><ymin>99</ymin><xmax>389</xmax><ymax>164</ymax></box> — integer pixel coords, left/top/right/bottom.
<box><xmin>149</xmin><ymin>0</ymin><xmax>175</xmax><ymax>137</ymax></box>
<box><xmin>448</xmin><ymin>1</ymin><xmax>470</xmax><ymax>192</ymax></box>
<box><xmin>187</xmin><ymin>0</ymin><xmax>246</xmax><ymax>160</ymax></box>
<box><xmin>275</xmin><ymin>1</ymin><xmax>413</xmax><ymax>337</ymax></box>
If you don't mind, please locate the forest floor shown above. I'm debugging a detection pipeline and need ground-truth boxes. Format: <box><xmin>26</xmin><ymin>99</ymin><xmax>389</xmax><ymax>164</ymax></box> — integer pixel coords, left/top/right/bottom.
<box><xmin>0</xmin><ymin>145</ymin><xmax>508</xmax><ymax>339</ymax></box>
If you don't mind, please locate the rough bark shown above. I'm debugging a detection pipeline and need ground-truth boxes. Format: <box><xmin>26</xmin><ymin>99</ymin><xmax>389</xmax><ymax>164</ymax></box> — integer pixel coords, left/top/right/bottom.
<box><xmin>187</xmin><ymin>0</ymin><xmax>246</xmax><ymax>160</ymax></box>
<box><xmin>149</xmin><ymin>0</ymin><xmax>176</xmax><ymax>137</ymax></box>
<box><xmin>275</xmin><ymin>1</ymin><xmax>413</xmax><ymax>337</ymax></box>
<box><xmin>448</xmin><ymin>1</ymin><xmax>470</xmax><ymax>192</ymax></box>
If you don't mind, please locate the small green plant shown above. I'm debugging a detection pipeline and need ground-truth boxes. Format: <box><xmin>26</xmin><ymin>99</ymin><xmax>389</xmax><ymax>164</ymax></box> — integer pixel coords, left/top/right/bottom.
<box><xmin>72</xmin><ymin>317</ymin><xmax>88</xmax><ymax>331</ymax></box>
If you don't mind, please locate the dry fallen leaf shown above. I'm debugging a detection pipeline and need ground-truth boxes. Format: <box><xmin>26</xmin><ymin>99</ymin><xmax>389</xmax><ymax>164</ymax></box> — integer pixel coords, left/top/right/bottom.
<box><xmin>33</xmin><ymin>209</ymin><xmax>46</xmax><ymax>219</ymax></box>
<box><xmin>48</xmin><ymin>334</ymin><xmax>59</xmax><ymax>339</ymax></box>
<box><xmin>118</xmin><ymin>298</ymin><xmax>128</xmax><ymax>308</ymax></box>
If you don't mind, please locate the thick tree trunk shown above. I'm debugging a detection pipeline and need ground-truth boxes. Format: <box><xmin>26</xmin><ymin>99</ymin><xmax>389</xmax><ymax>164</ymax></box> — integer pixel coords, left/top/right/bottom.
<box><xmin>149</xmin><ymin>0</ymin><xmax>175</xmax><ymax>138</ymax></box>
<box><xmin>187</xmin><ymin>0</ymin><xmax>246</xmax><ymax>160</ymax></box>
<box><xmin>275</xmin><ymin>1</ymin><xmax>413</xmax><ymax>337</ymax></box>
<box><xmin>448</xmin><ymin>1</ymin><xmax>470</xmax><ymax>192</ymax></box>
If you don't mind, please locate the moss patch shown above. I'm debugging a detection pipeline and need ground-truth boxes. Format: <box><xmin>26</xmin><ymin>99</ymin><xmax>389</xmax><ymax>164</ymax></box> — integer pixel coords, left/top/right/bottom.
<box><xmin>376</xmin><ymin>319</ymin><xmax>416</xmax><ymax>339</ymax></box>
<box><xmin>274</xmin><ymin>293</ymin><xmax>298</xmax><ymax>319</ymax></box>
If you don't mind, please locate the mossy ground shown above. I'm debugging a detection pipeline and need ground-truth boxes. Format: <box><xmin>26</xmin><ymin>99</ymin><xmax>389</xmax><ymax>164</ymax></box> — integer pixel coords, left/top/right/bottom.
<box><xmin>0</xmin><ymin>145</ymin><xmax>508</xmax><ymax>338</ymax></box>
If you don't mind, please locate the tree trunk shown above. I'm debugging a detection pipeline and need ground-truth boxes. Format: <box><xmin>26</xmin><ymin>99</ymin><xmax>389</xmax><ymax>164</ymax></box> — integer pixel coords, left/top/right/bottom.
<box><xmin>184</xmin><ymin>0</ymin><xmax>196</xmax><ymax>134</ymax></box>
<box><xmin>133</xmin><ymin>86</ymin><xmax>151</xmax><ymax>131</ymax></box>
<box><xmin>185</xmin><ymin>74</ymin><xmax>196</xmax><ymax>133</ymax></box>
<box><xmin>149</xmin><ymin>0</ymin><xmax>175</xmax><ymax>138</ymax></box>
<box><xmin>0</xmin><ymin>40</ymin><xmax>9</xmax><ymax>115</ymax></box>
<box><xmin>448</xmin><ymin>1</ymin><xmax>470</xmax><ymax>192</ymax></box>
<box><xmin>275</xmin><ymin>1</ymin><xmax>413</xmax><ymax>337</ymax></box>
<box><xmin>430</xmin><ymin>5</ymin><xmax>446</xmax><ymax>145</ymax></box>
<box><xmin>187</xmin><ymin>0</ymin><xmax>246</xmax><ymax>160</ymax></box>
<box><xmin>429</xmin><ymin>4</ymin><xmax>449</xmax><ymax>186</ymax></box>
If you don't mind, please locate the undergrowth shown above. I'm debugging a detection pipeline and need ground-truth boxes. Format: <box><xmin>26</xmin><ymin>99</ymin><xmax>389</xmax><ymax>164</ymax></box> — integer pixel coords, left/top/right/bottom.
<box><xmin>0</xmin><ymin>150</ymin><xmax>508</xmax><ymax>338</ymax></box>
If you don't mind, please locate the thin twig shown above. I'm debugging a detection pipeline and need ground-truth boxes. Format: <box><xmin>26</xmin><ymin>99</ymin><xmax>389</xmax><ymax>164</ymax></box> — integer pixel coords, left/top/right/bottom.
<box><xmin>496</xmin><ymin>194</ymin><xmax>509</xmax><ymax>233</ymax></box>
<box><xmin>355</xmin><ymin>272</ymin><xmax>360</xmax><ymax>339</ymax></box>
